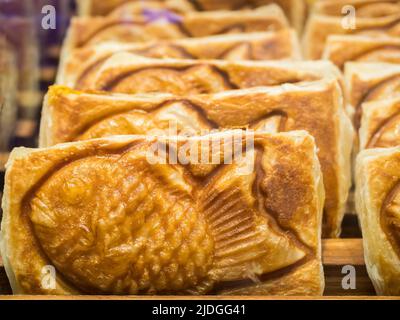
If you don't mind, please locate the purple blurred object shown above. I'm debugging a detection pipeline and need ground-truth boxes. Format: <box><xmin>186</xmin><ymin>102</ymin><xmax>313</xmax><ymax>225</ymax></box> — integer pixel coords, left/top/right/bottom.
<box><xmin>142</xmin><ymin>8</ymin><xmax>182</xmax><ymax>23</ymax></box>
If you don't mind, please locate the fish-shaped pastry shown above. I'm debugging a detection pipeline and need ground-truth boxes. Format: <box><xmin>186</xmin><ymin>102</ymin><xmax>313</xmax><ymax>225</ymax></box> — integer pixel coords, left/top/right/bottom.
<box><xmin>0</xmin><ymin>131</ymin><xmax>324</xmax><ymax>295</ymax></box>
<box><xmin>359</xmin><ymin>96</ymin><xmax>400</xmax><ymax>150</ymax></box>
<box><xmin>40</xmin><ymin>80</ymin><xmax>352</xmax><ymax>238</ymax></box>
<box><xmin>57</xmin><ymin>30</ymin><xmax>301</xmax><ymax>89</ymax></box>
<box><xmin>304</xmin><ymin>1</ymin><xmax>400</xmax><ymax>59</ymax></box>
<box><xmin>345</xmin><ymin>62</ymin><xmax>400</xmax><ymax>129</ymax></box>
<box><xmin>323</xmin><ymin>35</ymin><xmax>400</xmax><ymax>70</ymax></box>
<box><xmin>76</xmin><ymin>0</ymin><xmax>306</xmax><ymax>33</ymax></box>
<box><xmin>63</xmin><ymin>4</ymin><xmax>288</xmax><ymax>58</ymax></box>
<box><xmin>356</xmin><ymin>145</ymin><xmax>400</xmax><ymax>295</ymax></box>
<box><xmin>79</xmin><ymin>53</ymin><xmax>341</xmax><ymax>94</ymax></box>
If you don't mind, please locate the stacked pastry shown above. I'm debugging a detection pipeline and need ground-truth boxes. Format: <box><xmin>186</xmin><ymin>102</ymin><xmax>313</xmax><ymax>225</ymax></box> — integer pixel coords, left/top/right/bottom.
<box><xmin>305</xmin><ymin>0</ymin><xmax>400</xmax><ymax>295</ymax></box>
<box><xmin>1</xmin><ymin>1</ymin><xmax>358</xmax><ymax>296</ymax></box>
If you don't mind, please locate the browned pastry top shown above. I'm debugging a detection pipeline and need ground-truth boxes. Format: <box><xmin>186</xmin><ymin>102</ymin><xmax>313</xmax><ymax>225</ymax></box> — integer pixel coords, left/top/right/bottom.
<box><xmin>304</xmin><ymin>7</ymin><xmax>400</xmax><ymax>59</ymax></box>
<box><xmin>2</xmin><ymin>132</ymin><xmax>323</xmax><ymax>294</ymax></box>
<box><xmin>60</xmin><ymin>30</ymin><xmax>299</xmax><ymax>89</ymax></box>
<box><xmin>361</xmin><ymin>98</ymin><xmax>400</xmax><ymax>149</ymax></box>
<box><xmin>347</xmin><ymin>64</ymin><xmax>400</xmax><ymax>128</ymax></box>
<box><xmin>83</xmin><ymin>0</ymin><xmax>288</xmax><ymax>16</ymax></box>
<box><xmin>360</xmin><ymin>150</ymin><xmax>400</xmax><ymax>259</ymax></box>
<box><xmin>315</xmin><ymin>0</ymin><xmax>400</xmax><ymax>17</ymax></box>
<box><xmin>324</xmin><ymin>36</ymin><xmax>400</xmax><ymax>70</ymax></box>
<box><xmin>89</xmin><ymin>57</ymin><xmax>330</xmax><ymax>94</ymax></box>
<box><xmin>69</xmin><ymin>6</ymin><xmax>288</xmax><ymax>50</ymax></box>
<box><xmin>42</xmin><ymin>80</ymin><xmax>345</xmax><ymax>238</ymax></box>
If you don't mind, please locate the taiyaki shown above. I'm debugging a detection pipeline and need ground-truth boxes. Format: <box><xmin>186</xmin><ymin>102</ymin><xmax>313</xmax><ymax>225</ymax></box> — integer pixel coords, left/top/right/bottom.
<box><xmin>40</xmin><ymin>79</ymin><xmax>352</xmax><ymax>238</ymax></box>
<box><xmin>356</xmin><ymin>146</ymin><xmax>400</xmax><ymax>295</ymax></box>
<box><xmin>0</xmin><ymin>131</ymin><xmax>324</xmax><ymax>295</ymax></box>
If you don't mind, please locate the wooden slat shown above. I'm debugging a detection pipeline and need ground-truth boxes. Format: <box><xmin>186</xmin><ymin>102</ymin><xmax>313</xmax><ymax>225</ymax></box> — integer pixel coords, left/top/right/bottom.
<box><xmin>322</xmin><ymin>238</ymin><xmax>364</xmax><ymax>265</ymax></box>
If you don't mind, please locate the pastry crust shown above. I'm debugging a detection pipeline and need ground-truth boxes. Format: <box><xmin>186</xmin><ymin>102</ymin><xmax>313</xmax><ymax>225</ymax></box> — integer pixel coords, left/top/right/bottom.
<box><xmin>40</xmin><ymin>79</ymin><xmax>353</xmax><ymax>238</ymax></box>
<box><xmin>57</xmin><ymin>30</ymin><xmax>301</xmax><ymax>88</ymax></box>
<box><xmin>83</xmin><ymin>53</ymin><xmax>342</xmax><ymax>94</ymax></box>
<box><xmin>345</xmin><ymin>62</ymin><xmax>400</xmax><ymax>128</ymax></box>
<box><xmin>1</xmin><ymin>131</ymin><xmax>325</xmax><ymax>295</ymax></box>
<box><xmin>314</xmin><ymin>0</ymin><xmax>400</xmax><ymax>17</ymax></box>
<box><xmin>356</xmin><ymin>146</ymin><xmax>400</xmax><ymax>295</ymax></box>
<box><xmin>303</xmin><ymin>6</ymin><xmax>400</xmax><ymax>59</ymax></box>
<box><xmin>62</xmin><ymin>4</ymin><xmax>288</xmax><ymax>61</ymax></box>
<box><xmin>359</xmin><ymin>97</ymin><xmax>400</xmax><ymax>150</ymax></box>
<box><xmin>323</xmin><ymin>35</ymin><xmax>400</xmax><ymax>70</ymax></box>
<box><xmin>76</xmin><ymin>0</ymin><xmax>306</xmax><ymax>32</ymax></box>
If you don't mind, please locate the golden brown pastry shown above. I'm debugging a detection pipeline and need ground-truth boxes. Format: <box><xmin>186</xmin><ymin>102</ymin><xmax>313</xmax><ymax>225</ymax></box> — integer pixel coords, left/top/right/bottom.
<box><xmin>63</xmin><ymin>4</ymin><xmax>288</xmax><ymax>58</ymax></box>
<box><xmin>78</xmin><ymin>0</ymin><xmax>194</xmax><ymax>16</ymax></box>
<box><xmin>345</xmin><ymin>62</ymin><xmax>400</xmax><ymax>129</ymax></box>
<box><xmin>76</xmin><ymin>0</ymin><xmax>306</xmax><ymax>32</ymax></box>
<box><xmin>313</xmin><ymin>0</ymin><xmax>400</xmax><ymax>17</ymax></box>
<box><xmin>356</xmin><ymin>146</ymin><xmax>400</xmax><ymax>295</ymax></box>
<box><xmin>84</xmin><ymin>54</ymin><xmax>341</xmax><ymax>94</ymax></box>
<box><xmin>323</xmin><ymin>35</ymin><xmax>400</xmax><ymax>70</ymax></box>
<box><xmin>359</xmin><ymin>97</ymin><xmax>400</xmax><ymax>150</ymax></box>
<box><xmin>0</xmin><ymin>35</ymin><xmax>18</xmax><ymax>151</ymax></box>
<box><xmin>303</xmin><ymin>4</ymin><xmax>400</xmax><ymax>59</ymax></box>
<box><xmin>57</xmin><ymin>30</ymin><xmax>301</xmax><ymax>88</ymax></box>
<box><xmin>0</xmin><ymin>131</ymin><xmax>325</xmax><ymax>295</ymax></box>
<box><xmin>40</xmin><ymin>80</ymin><xmax>353</xmax><ymax>238</ymax></box>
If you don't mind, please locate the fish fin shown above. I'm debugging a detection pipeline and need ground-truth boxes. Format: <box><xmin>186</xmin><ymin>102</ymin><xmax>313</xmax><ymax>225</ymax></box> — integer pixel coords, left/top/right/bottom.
<box><xmin>200</xmin><ymin>157</ymin><xmax>307</xmax><ymax>283</ymax></box>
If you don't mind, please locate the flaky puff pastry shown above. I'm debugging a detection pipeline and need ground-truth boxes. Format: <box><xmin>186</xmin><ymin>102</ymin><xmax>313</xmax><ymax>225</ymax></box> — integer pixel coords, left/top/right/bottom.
<box><xmin>303</xmin><ymin>3</ymin><xmax>400</xmax><ymax>59</ymax></box>
<box><xmin>62</xmin><ymin>4</ymin><xmax>288</xmax><ymax>60</ymax></box>
<box><xmin>83</xmin><ymin>53</ymin><xmax>342</xmax><ymax>95</ymax></box>
<box><xmin>345</xmin><ymin>62</ymin><xmax>400</xmax><ymax>129</ymax></box>
<box><xmin>313</xmin><ymin>0</ymin><xmax>400</xmax><ymax>16</ymax></box>
<box><xmin>356</xmin><ymin>146</ymin><xmax>400</xmax><ymax>295</ymax></box>
<box><xmin>359</xmin><ymin>97</ymin><xmax>400</xmax><ymax>150</ymax></box>
<box><xmin>1</xmin><ymin>131</ymin><xmax>325</xmax><ymax>295</ymax></box>
<box><xmin>57</xmin><ymin>30</ymin><xmax>301</xmax><ymax>88</ymax></box>
<box><xmin>323</xmin><ymin>35</ymin><xmax>400</xmax><ymax>70</ymax></box>
<box><xmin>76</xmin><ymin>0</ymin><xmax>306</xmax><ymax>33</ymax></box>
<box><xmin>40</xmin><ymin>80</ymin><xmax>353</xmax><ymax>238</ymax></box>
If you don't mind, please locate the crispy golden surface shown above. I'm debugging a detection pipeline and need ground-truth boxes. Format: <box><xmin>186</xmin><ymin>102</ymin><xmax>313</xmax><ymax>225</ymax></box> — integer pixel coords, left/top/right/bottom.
<box><xmin>304</xmin><ymin>1</ymin><xmax>400</xmax><ymax>59</ymax></box>
<box><xmin>41</xmin><ymin>79</ymin><xmax>352</xmax><ymax>238</ymax></box>
<box><xmin>65</xmin><ymin>5</ymin><xmax>288</xmax><ymax>53</ymax></box>
<box><xmin>81</xmin><ymin>54</ymin><xmax>340</xmax><ymax>94</ymax></box>
<box><xmin>359</xmin><ymin>97</ymin><xmax>400</xmax><ymax>150</ymax></box>
<box><xmin>345</xmin><ymin>62</ymin><xmax>400</xmax><ymax>128</ymax></box>
<box><xmin>1</xmin><ymin>132</ymin><xmax>324</xmax><ymax>295</ymax></box>
<box><xmin>323</xmin><ymin>35</ymin><xmax>400</xmax><ymax>70</ymax></box>
<box><xmin>58</xmin><ymin>31</ymin><xmax>301</xmax><ymax>88</ymax></box>
<box><xmin>356</xmin><ymin>147</ymin><xmax>400</xmax><ymax>295</ymax></box>
<box><xmin>76</xmin><ymin>0</ymin><xmax>304</xmax><ymax>31</ymax></box>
